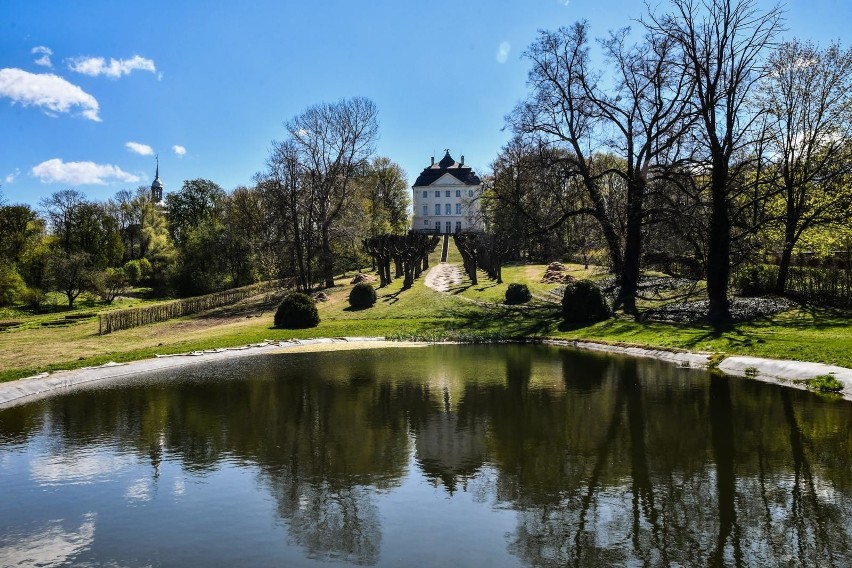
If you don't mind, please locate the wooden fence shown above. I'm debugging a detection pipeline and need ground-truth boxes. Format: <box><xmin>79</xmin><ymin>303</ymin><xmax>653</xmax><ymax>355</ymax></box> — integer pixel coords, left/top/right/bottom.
<box><xmin>98</xmin><ymin>280</ymin><xmax>286</xmax><ymax>335</ymax></box>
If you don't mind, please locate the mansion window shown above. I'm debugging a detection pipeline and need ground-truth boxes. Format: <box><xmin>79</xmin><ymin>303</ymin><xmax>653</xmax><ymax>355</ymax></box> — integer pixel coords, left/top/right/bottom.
<box><xmin>456</xmin><ymin>190</ymin><xmax>461</xmax><ymax>197</ymax></box>
<box><xmin>455</xmin><ymin>203</ymin><xmax>461</xmax><ymax>215</ymax></box>
<box><xmin>435</xmin><ymin>221</ymin><xmax>440</xmax><ymax>232</ymax></box>
<box><xmin>422</xmin><ymin>205</ymin><xmax>427</xmax><ymax>216</ymax></box>
<box><xmin>435</xmin><ymin>204</ymin><xmax>441</xmax><ymax>215</ymax></box>
<box><xmin>435</xmin><ymin>191</ymin><xmax>440</xmax><ymax>197</ymax></box>
<box><xmin>468</xmin><ymin>190</ymin><xmax>473</xmax><ymax>197</ymax></box>
<box><xmin>455</xmin><ymin>221</ymin><xmax>461</xmax><ymax>232</ymax></box>
<box><xmin>422</xmin><ymin>191</ymin><xmax>427</xmax><ymax>198</ymax></box>
<box><xmin>445</xmin><ymin>203</ymin><xmax>451</xmax><ymax>215</ymax></box>
<box><xmin>445</xmin><ymin>190</ymin><xmax>451</xmax><ymax>197</ymax></box>
<box><xmin>424</xmin><ymin>219</ymin><xmax>429</xmax><ymax>226</ymax></box>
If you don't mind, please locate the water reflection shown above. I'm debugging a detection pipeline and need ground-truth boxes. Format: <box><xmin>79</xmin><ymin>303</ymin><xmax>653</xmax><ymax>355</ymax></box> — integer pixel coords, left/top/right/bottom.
<box><xmin>0</xmin><ymin>345</ymin><xmax>851</xmax><ymax>566</ymax></box>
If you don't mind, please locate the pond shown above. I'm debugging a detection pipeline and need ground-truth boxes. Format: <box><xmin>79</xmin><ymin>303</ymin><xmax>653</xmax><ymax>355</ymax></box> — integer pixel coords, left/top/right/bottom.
<box><xmin>1</xmin><ymin>344</ymin><xmax>851</xmax><ymax>567</ymax></box>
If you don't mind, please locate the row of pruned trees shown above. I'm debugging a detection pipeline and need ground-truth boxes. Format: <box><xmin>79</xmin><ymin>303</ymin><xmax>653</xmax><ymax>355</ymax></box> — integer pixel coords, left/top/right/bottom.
<box><xmin>363</xmin><ymin>233</ymin><xmax>440</xmax><ymax>289</ymax></box>
<box><xmin>483</xmin><ymin>0</ymin><xmax>852</xmax><ymax>325</ymax></box>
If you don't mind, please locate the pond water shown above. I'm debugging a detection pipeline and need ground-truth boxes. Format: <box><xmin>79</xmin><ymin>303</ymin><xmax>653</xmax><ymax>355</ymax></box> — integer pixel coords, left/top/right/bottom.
<box><xmin>1</xmin><ymin>344</ymin><xmax>851</xmax><ymax>567</ymax></box>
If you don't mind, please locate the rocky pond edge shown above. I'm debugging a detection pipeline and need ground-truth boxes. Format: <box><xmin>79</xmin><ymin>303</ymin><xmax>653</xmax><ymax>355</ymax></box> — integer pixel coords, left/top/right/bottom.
<box><xmin>2</xmin><ymin>336</ymin><xmax>851</xmax><ymax>409</ymax></box>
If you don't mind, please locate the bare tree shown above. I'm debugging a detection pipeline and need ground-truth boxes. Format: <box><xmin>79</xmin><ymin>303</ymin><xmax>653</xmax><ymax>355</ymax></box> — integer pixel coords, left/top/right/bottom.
<box><xmin>646</xmin><ymin>0</ymin><xmax>784</xmax><ymax>326</ymax></box>
<box><xmin>509</xmin><ymin>20</ymin><xmax>693</xmax><ymax>313</ymax></box>
<box><xmin>287</xmin><ymin>97</ymin><xmax>379</xmax><ymax>288</ymax></box>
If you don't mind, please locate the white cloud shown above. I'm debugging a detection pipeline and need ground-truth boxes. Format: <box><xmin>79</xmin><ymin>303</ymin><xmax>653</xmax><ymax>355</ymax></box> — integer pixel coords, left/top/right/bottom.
<box><xmin>5</xmin><ymin>168</ymin><xmax>20</xmax><ymax>184</ymax></box>
<box><xmin>0</xmin><ymin>68</ymin><xmax>100</xmax><ymax>121</ymax></box>
<box><xmin>496</xmin><ymin>41</ymin><xmax>511</xmax><ymax>64</ymax></box>
<box><xmin>125</xmin><ymin>141</ymin><xmax>154</xmax><ymax>156</ymax></box>
<box><xmin>172</xmin><ymin>144</ymin><xmax>187</xmax><ymax>157</ymax></box>
<box><xmin>68</xmin><ymin>55</ymin><xmax>156</xmax><ymax>79</ymax></box>
<box><xmin>31</xmin><ymin>158</ymin><xmax>140</xmax><ymax>185</ymax></box>
<box><xmin>32</xmin><ymin>46</ymin><xmax>53</xmax><ymax>68</ymax></box>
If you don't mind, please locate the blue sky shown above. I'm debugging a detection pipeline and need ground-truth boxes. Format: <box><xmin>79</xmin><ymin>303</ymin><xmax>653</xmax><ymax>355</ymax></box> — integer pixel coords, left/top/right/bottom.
<box><xmin>2</xmin><ymin>0</ymin><xmax>850</xmax><ymax>206</ymax></box>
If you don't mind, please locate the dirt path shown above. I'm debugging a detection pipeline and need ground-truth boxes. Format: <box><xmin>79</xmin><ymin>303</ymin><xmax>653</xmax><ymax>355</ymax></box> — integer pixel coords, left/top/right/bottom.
<box><xmin>424</xmin><ymin>263</ymin><xmax>464</xmax><ymax>292</ymax></box>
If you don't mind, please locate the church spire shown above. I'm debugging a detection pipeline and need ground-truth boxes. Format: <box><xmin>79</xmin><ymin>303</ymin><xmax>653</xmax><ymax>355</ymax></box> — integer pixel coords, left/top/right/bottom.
<box><xmin>151</xmin><ymin>155</ymin><xmax>164</xmax><ymax>203</ymax></box>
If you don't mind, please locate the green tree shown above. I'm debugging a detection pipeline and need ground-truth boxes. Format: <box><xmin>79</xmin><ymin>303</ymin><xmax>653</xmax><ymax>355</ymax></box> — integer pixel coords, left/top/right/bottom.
<box><xmin>759</xmin><ymin>40</ymin><xmax>852</xmax><ymax>294</ymax></box>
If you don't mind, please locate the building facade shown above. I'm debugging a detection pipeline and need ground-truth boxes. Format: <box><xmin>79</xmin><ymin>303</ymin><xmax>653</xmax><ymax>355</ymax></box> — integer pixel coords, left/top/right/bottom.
<box><xmin>412</xmin><ymin>151</ymin><xmax>482</xmax><ymax>234</ymax></box>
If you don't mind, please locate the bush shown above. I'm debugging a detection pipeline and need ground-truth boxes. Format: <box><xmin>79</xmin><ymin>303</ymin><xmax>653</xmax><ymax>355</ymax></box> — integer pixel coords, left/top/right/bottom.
<box><xmin>505</xmin><ymin>283</ymin><xmax>532</xmax><ymax>305</ymax></box>
<box><xmin>562</xmin><ymin>279</ymin><xmax>611</xmax><ymax>324</ymax></box>
<box><xmin>274</xmin><ymin>292</ymin><xmax>320</xmax><ymax>329</ymax></box>
<box><xmin>123</xmin><ymin>260</ymin><xmax>142</xmax><ymax>285</ymax></box>
<box><xmin>0</xmin><ymin>263</ymin><xmax>26</xmax><ymax>306</ymax></box>
<box><xmin>21</xmin><ymin>287</ymin><xmax>46</xmax><ymax>311</ymax></box>
<box><xmin>734</xmin><ymin>264</ymin><xmax>777</xmax><ymax>297</ymax></box>
<box><xmin>349</xmin><ymin>282</ymin><xmax>377</xmax><ymax>308</ymax></box>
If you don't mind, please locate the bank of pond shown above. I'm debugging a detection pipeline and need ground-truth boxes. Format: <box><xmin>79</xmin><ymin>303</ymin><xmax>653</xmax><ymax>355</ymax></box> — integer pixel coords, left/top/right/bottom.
<box><xmin>0</xmin><ymin>344</ymin><xmax>850</xmax><ymax>566</ymax></box>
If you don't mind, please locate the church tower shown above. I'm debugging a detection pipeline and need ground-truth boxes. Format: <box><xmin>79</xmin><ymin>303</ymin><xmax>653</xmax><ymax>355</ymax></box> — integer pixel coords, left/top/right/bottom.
<box><xmin>151</xmin><ymin>156</ymin><xmax>164</xmax><ymax>204</ymax></box>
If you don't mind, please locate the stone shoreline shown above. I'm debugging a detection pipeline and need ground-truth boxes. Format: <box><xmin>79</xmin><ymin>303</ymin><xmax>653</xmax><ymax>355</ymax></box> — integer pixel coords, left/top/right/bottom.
<box><xmin>1</xmin><ymin>336</ymin><xmax>850</xmax><ymax>409</ymax></box>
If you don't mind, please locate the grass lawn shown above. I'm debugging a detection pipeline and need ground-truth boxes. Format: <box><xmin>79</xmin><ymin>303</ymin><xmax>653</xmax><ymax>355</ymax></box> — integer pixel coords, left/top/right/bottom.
<box><xmin>3</xmin><ymin>239</ymin><xmax>852</xmax><ymax>382</ymax></box>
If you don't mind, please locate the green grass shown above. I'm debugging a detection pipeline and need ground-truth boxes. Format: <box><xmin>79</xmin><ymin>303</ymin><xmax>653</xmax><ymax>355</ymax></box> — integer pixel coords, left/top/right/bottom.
<box><xmin>808</xmin><ymin>374</ymin><xmax>844</xmax><ymax>393</ymax></box>
<box><xmin>5</xmin><ymin>241</ymin><xmax>852</xmax><ymax>382</ymax></box>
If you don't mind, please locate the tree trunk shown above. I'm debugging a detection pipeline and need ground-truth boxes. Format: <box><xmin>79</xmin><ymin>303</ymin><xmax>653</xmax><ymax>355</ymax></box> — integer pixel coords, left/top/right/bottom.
<box><xmin>775</xmin><ymin>211</ymin><xmax>797</xmax><ymax>295</ymax></box>
<box><xmin>321</xmin><ymin>222</ymin><xmax>334</xmax><ymax>288</ymax></box>
<box><xmin>707</xmin><ymin>163</ymin><xmax>732</xmax><ymax>327</ymax></box>
<box><xmin>615</xmin><ymin>180</ymin><xmax>644</xmax><ymax>314</ymax></box>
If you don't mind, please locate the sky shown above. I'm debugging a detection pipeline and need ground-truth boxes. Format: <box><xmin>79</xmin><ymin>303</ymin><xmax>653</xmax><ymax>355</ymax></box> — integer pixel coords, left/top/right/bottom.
<box><xmin>2</xmin><ymin>0</ymin><xmax>851</xmax><ymax>207</ymax></box>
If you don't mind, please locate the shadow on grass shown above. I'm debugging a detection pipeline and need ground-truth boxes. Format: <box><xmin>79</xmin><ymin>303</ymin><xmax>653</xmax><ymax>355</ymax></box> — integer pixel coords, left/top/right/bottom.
<box><xmin>343</xmin><ymin>305</ymin><xmax>375</xmax><ymax>312</ymax></box>
<box><xmin>475</xmin><ymin>282</ymin><xmax>499</xmax><ymax>292</ymax></box>
<box><xmin>435</xmin><ymin>301</ymin><xmax>561</xmax><ymax>337</ymax></box>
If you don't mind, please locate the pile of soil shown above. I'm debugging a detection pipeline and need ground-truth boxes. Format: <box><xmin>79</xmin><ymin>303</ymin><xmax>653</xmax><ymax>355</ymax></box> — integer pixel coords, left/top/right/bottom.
<box><xmin>541</xmin><ymin>262</ymin><xmax>576</xmax><ymax>284</ymax></box>
<box><xmin>350</xmin><ymin>273</ymin><xmax>377</xmax><ymax>285</ymax></box>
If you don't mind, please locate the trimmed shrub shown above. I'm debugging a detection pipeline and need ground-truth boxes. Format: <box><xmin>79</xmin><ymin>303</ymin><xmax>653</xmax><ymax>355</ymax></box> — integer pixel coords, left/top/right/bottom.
<box><xmin>561</xmin><ymin>279</ymin><xmax>611</xmax><ymax>324</ymax></box>
<box><xmin>349</xmin><ymin>282</ymin><xmax>377</xmax><ymax>308</ymax></box>
<box><xmin>505</xmin><ymin>283</ymin><xmax>532</xmax><ymax>305</ymax></box>
<box><xmin>274</xmin><ymin>292</ymin><xmax>320</xmax><ymax>329</ymax></box>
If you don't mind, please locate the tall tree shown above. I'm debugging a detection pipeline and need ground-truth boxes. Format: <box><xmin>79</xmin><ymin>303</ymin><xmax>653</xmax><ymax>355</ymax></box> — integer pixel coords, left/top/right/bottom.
<box><xmin>362</xmin><ymin>156</ymin><xmax>410</xmax><ymax>236</ymax></box>
<box><xmin>510</xmin><ymin>20</ymin><xmax>693</xmax><ymax>313</ymax></box>
<box><xmin>261</xmin><ymin>139</ymin><xmax>316</xmax><ymax>290</ymax></box>
<box><xmin>647</xmin><ymin>0</ymin><xmax>784</xmax><ymax>326</ymax></box>
<box><xmin>759</xmin><ymin>40</ymin><xmax>852</xmax><ymax>294</ymax></box>
<box><xmin>287</xmin><ymin>97</ymin><xmax>379</xmax><ymax>288</ymax></box>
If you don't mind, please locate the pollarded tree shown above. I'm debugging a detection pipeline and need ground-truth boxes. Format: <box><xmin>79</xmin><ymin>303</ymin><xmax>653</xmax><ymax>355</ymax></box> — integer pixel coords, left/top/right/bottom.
<box><xmin>759</xmin><ymin>39</ymin><xmax>852</xmax><ymax>294</ymax></box>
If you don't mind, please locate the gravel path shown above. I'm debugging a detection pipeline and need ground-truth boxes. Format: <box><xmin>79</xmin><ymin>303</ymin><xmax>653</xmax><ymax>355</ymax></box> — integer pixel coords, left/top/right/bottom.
<box><xmin>424</xmin><ymin>263</ymin><xmax>464</xmax><ymax>292</ymax></box>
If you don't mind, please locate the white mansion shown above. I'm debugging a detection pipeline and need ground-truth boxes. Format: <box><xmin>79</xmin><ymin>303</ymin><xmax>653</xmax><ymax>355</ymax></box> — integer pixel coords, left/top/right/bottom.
<box><xmin>412</xmin><ymin>151</ymin><xmax>483</xmax><ymax>234</ymax></box>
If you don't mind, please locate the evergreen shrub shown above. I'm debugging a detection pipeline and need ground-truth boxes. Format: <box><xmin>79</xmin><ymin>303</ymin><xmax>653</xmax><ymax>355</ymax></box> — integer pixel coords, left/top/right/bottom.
<box><xmin>561</xmin><ymin>279</ymin><xmax>611</xmax><ymax>324</ymax></box>
<box><xmin>349</xmin><ymin>282</ymin><xmax>377</xmax><ymax>308</ymax></box>
<box><xmin>505</xmin><ymin>283</ymin><xmax>532</xmax><ymax>304</ymax></box>
<box><xmin>274</xmin><ymin>292</ymin><xmax>320</xmax><ymax>328</ymax></box>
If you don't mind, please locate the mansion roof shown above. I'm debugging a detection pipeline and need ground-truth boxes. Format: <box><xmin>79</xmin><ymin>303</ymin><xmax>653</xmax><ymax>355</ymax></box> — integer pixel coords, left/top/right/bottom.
<box><xmin>413</xmin><ymin>151</ymin><xmax>482</xmax><ymax>187</ymax></box>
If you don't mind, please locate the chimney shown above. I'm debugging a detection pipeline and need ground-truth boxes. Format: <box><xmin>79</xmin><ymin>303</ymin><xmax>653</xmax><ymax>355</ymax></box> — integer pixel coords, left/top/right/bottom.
<box><xmin>460</xmin><ymin>155</ymin><xmax>465</xmax><ymax>166</ymax></box>
<box><xmin>431</xmin><ymin>156</ymin><xmax>435</xmax><ymax>166</ymax></box>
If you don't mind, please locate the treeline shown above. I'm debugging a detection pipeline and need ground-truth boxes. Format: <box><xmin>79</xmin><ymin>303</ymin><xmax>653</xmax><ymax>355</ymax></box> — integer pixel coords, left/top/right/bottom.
<box><xmin>0</xmin><ymin>97</ymin><xmax>410</xmax><ymax>310</ymax></box>
<box><xmin>482</xmin><ymin>0</ymin><xmax>852</xmax><ymax>325</ymax></box>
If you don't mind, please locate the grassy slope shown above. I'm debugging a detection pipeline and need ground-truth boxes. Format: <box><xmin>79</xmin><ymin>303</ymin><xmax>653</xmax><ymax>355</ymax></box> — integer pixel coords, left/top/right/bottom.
<box><xmin>2</xmin><ymin>241</ymin><xmax>851</xmax><ymax>381</ymax></box>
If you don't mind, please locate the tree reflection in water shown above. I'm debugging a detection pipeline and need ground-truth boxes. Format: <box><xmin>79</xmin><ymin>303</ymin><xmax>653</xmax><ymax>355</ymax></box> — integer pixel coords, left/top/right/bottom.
<box><xmin>1</xmin><ymin>345</ymin><xmax>852</xmax><ymax>566</ymax></box>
